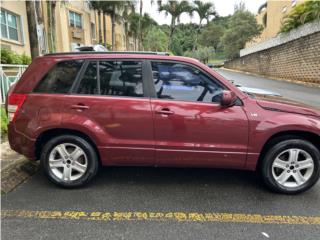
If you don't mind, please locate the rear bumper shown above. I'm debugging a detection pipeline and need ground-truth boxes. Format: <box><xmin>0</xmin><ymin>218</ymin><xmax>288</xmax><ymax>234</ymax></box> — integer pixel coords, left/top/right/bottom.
<box><xmin>8</xmin><ymin>123</ymin><xmax>36</xmax><ymax>160</ymax></box>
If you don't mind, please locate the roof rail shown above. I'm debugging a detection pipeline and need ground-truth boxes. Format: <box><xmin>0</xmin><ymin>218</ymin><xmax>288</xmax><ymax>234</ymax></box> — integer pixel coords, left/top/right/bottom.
<box><xmin>44</xmin><ymin>51</ymin><xmax>170</xmax><ymax>56</ymax></box>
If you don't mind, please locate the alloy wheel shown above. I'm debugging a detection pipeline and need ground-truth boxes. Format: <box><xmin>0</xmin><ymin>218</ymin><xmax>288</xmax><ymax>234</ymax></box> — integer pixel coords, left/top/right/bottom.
<box><xmin>272</xmin><ymin>148</ymin><xmax>314</xmax><ymax>188</ymax></box>
<box><xmin>48</xmin><ymin>143</ymin><xmax>88</xmax><ymax>182</ymax></box>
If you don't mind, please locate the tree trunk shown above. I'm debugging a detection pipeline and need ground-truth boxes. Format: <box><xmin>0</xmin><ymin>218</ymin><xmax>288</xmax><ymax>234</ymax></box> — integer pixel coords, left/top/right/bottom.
<box><xmin>125</xmin><ymin>23</ymin><xmax>129</xmax><ymax>50</ymax></box>
<box><xmin>167</xmin><ymin>17</ymin><xmax>176</xmax><ymax>51</ymax></box>
<box><xmin>111</xmin><ymin>11</ymin><xmax>116</xmax><ymax>51</ymax></box>
<box><xmin>98</xmin><ymin>10</ymin><xmax>102</xmax><ymax>44</ymax></box>
<box><xmin>26</xmin><ymin>0</ymin><xmax>39</xmax><ymax>58</ymax></box>
<box><xmin>192</xmin><ymin>20</ymin><xmax>203</xmax><ymax>52</ymax></box>
<box><xmin>103</xmin><ymin>12</ymin><xmax>107</xmax><ymax>47</ymax></box>
<box><xmin>138</xmin><ymin>0</ymin><xmax>143</xmax><ymax>50</ymax></box>
<box><xmin>47</xmin><ymin>2</ymin><xmax>56</xmax><ymax>53</ymax></box>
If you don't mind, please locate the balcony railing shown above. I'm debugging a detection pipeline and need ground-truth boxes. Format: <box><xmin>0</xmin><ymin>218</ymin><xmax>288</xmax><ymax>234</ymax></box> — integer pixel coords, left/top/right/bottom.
<box><xmin>0</xmin><ymin>64</ymin><xmax>28</xmax><ymax>104</ymax></box>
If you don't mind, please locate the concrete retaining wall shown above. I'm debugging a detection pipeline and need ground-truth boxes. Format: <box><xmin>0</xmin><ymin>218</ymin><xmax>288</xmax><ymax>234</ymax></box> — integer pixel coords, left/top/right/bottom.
<box><xmin>224</xmin><ymin>21</ymin><xmax>320</xmax><ymax>84</ymax></box>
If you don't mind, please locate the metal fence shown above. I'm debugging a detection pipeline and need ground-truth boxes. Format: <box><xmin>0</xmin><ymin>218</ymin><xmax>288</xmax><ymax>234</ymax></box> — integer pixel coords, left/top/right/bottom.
<box><xmin>0</xmin><ymin>64</ymin><xmax>28</xmax><ymax>104</ymax></box>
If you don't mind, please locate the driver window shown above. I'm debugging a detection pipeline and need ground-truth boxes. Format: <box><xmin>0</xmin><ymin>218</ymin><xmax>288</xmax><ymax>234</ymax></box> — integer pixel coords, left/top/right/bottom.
<box><xmin>151</xmin><ymin>61</ymin><xmax>224</xmax><ymax>103</ymax></box>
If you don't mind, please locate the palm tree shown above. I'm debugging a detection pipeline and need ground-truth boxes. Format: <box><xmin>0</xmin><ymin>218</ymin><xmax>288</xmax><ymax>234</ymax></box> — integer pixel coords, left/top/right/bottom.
<box><xmin>128</xmin><ymin>12</ymin><xmax>156</xmax><ymax>51</ymax></box>
<box><xmin>122</xmin><ymin>1</ymin><xmax>136</xmax><ymax>50</ymax></box>
<box><xmin>192</xmin><ymin>1</ymin><xmax>217</xmax><ymax>51</ymax></box>
<box><xmin>102</xmin><ymin>1</ymin><xmax>128</xmax><ymax>50</ymax></box>
<box><xmin>158</xmin><ymin>0</ymin><xmax>192</xmax><ymax>51</ymax></box>
<box><xmin>25</xmin><ymin>1</ymin><xmax>39</xmax><ymax>58</ymax></box>
<box><xmin>47</xmin><ymin>1</ymin><xmax>56</xmax><ymax>52</ymax></box>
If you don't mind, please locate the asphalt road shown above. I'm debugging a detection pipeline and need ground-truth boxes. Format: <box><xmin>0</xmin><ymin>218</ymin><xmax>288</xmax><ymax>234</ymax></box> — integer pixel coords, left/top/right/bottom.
<box><xmin>216</xmin><ymin>68</ymin><xmax>320</xmax><ymax>108</ymax></box>
<box><xmin>2</xmin><ymin>69</ymin><xmax>320</xmax><ymax>240</ymax></box>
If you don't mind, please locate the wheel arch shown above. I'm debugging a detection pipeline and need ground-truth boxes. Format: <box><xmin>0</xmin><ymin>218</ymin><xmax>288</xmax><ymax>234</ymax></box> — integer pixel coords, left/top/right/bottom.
<box><xmin>256</xmin><ymin>130</ymin><xmax>320</xmax><ymax>171</ymax></box>
<box><xmin>35</xmin><ymin>128</ymin><xmax>101</xmax><ymax>164</ymax></box>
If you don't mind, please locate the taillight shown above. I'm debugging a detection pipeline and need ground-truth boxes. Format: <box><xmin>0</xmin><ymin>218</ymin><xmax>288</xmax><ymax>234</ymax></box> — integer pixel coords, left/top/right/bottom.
<box><xmin>7</xmin><ymin>93</ymin><xmax>27</xmax><ymax>122</ymax></box>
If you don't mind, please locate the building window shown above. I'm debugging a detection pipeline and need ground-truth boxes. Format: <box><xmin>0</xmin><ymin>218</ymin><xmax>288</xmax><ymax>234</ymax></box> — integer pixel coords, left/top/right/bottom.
<box><xmin>0</xmin><ymin>9</ymin><xmax>20</xmax><ymax>42</ymax></box>
<box><xmin>91</xmin><ymin>22</ymin><xmax>96</xmax><ymax>39</ymax></box>
<box><xmin>69</xmin><ymin>11</ymin><xmax>82</xmax><ymax>29</ymax></box>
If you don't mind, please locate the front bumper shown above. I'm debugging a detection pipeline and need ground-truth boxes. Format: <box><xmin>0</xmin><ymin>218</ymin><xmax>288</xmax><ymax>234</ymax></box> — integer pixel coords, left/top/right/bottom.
<box><xmin>8</xmin><ymin>123</ymin><xmax>36</xmax><ymax>160</ymax></box>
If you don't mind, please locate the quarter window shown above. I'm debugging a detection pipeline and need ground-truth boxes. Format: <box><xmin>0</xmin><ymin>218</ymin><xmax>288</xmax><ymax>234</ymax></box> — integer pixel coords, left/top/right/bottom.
<box><xmin>69</xmin><ymin>11</ymin><xmax>82</xmax><ymax>29</ymax></box>
<box><xmin>34</xmin><ymin>60</ymin><xmax>83</xmax><ymax>93</ymax></box>
<box><xmin>0</xmin><ymin>9</ymin><xmax>20</xmax><ymax>41</ymax></box>
<box><xmin>151</xmin><ymin>62</ymin><xmax>224</xmax><ymax>103</ymax></box>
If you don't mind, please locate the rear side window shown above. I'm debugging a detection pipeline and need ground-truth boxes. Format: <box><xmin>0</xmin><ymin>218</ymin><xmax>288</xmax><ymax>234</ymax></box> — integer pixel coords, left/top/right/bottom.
<box><xmin>77</xmin><ymin>61</ymin><xmax>98</xmax><ymax>95</ymax></box>
<box><xmin>33</xmin><ymin>60</ymin><xmax>83</xmax><ymax>93</ymax></box>
<box><xmin>76</xmin><ymin>60</ymin><xmax>143</xmax><ymax>97</ymax></box>
<box><xmin>99</xmin><ymin>61</ymin><xmax>143</xmax><ymax>97</ymax></box>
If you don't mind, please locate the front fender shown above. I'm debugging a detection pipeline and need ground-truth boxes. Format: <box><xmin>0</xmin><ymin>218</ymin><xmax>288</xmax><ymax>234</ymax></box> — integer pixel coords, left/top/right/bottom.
<box><xmin>245</xmin><ymin>112</ymin><xmax>320</xmax><ymax>169</ymax></box>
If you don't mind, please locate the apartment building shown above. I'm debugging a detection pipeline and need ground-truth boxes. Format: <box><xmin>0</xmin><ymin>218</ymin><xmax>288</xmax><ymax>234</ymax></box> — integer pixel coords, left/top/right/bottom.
<box><xmin>0</xmin><ymin>0</ymin><xmax>31</xmax><ymax>55</ymax></box>
<box><xmin>0</xmin><ymin>0</ymin><xmax>128</xmax><ymax>56</ymax></box>
<box><xmin>246</xmin><ymin>0</ymin><xmax>306</xmax><ymax>47</ymax></box>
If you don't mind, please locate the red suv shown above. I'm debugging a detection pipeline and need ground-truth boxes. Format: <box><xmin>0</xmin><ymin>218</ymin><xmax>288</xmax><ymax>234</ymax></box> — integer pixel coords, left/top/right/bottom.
<box><xmin>7</xmin><ymin>52</ymin><xmax>320</xmax><ymax>194</ymax></box>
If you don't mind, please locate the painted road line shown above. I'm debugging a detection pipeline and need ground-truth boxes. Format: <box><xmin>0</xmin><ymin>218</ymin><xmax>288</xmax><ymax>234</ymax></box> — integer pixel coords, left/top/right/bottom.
<box><xmin>1</xmin><ymin>210</ymin><xmax>320</xmax><ymax>225</ymax></box>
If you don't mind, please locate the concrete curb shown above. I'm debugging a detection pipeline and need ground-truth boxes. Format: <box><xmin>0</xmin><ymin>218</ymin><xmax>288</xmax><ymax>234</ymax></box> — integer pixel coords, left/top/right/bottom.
<box><xmin>221</xmin><ymin>67</ymin><xmax>320</xmax><ymax>89</ymax></box>
<box><xmin>1</xmin><ymin>141</ymin><xmax>39</xmax><ymax>194</ymax></box>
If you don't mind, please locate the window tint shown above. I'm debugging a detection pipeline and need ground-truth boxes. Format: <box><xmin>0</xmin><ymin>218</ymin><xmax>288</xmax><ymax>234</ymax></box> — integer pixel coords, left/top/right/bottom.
<box><xmin>99</xmin><ymin>61</ymin><xmax>143</xmax><ymax>97</ymax></box>
<box><xmin>34</xmin><ymin>60</ymin><xmax>83</xmax><ymax>93</ymax></box>
<box><xmin>152</xmin><ymin>62</ymin><xmax>224</xmax><ymax>103</ymax></box>
<box><xmin>77</xmin><ymin>61</ymin><xmax>98</xmax><ymax>95</ymax></box>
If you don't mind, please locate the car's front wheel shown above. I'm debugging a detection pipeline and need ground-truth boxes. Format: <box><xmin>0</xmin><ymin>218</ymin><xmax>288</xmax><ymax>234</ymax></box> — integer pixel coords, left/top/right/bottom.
<box><xmin>41</xmin><ymin>134</ymin><xmax>99</xmax><ymax>188</ymax></box>
<box><xmin>261</xmin><ymin>138</ymin><xmax>320</xmax><ymax>194</ymax></box>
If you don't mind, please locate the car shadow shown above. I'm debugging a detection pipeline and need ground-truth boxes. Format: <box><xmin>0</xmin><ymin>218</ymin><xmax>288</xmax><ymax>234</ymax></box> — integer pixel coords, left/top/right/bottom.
<box><xmin>91</xmin><ymin>166</ymin><xmax>265</xmax><ymax>190</ymax></box>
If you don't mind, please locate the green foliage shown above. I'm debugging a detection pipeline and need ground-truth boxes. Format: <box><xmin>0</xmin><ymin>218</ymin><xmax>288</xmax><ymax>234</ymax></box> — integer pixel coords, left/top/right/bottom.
<box><xmin>158</xmin><ymin>0</ymin><xmax>193</xmax><ymax>50</ymax></box>
<box><xmin>193</xmin><ymin>1</ymin><xmax>217</xmax><ymax>24</ymax></box>
<box><xmin>184</xmin><ymin>46</ymin><xmax>215</xmax><ymax>63</ymax></box>
<box><xmin>128</xmin><ymin>12</ymin><xmax>156</xmax><ymax>43</ymax></box>
<box><xmin>191</xmin><ymin>1</ymin><xmax>217</xmax><ymax>50</ymax></box>
<box><xmin>143</xmin><ymin>27</ymin><xmax>168</xmax><ymax>52</ymax></box>
<box><xmin>0</xmin><ymin>48</ymin><xmax>31</xmax><ymax>65</ymax></box>
<box><xmin>280</xmin><ymin>0</ymin><xmax>320</xmax><ymax>33</ymax></box>
<box><xmin>158</xmin><ymin>0</ymin><xmax>192</xmax><ymax>23</ymax></box>
<box><xmin>170</xmin><ymin>24</ymin><xmax>197</xmax><ymax>55</ymax></box>
<box><xmin>1</xmin><ymin>107</ymin><xmax>8</xmax><ymax>135</ymax></box>
<box><xmin>222</xmin><ymin>10</ymin><xmax>262</xmax><ymax>59</ymax></box>
<box><xmin>199</xmin><ymin>23</ymin><xmax>224</xmax><ymax>50</ymax></box>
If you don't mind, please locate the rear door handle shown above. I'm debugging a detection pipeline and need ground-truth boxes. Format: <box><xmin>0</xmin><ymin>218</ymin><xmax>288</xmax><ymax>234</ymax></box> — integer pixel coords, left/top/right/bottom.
<box><xmin>155</xmin><ymin>108</ymin><xmax>174</xmax><ymax>115</ymax></box>
<box><xmin>71</xmin><ymin>104</ymin><xmax>90</xmax><ymax>110</ymax></box>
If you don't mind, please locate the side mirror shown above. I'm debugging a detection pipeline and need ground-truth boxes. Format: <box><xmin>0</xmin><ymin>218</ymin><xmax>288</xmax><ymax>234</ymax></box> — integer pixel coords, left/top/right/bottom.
<box><xmin>221</xmin><ymin>90</ymin><xmax>237</xmax><ymax>107</ymax></box>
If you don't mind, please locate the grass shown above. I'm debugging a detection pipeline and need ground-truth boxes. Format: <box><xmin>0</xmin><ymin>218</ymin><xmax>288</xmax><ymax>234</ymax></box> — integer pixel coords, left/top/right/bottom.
<box><xmin>1</xmin><ymin>107</ymin><xmax>8</xmax><ymax>136</ymax></box>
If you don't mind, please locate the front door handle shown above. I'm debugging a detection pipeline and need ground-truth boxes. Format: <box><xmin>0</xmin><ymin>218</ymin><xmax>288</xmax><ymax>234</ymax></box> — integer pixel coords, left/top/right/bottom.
<box><xmin>71</xmin><ymin>104</ymin><xmax>90</xmax><ymax>110</ymax></box>
<box><xmin>155</xmin><ymin>108</ymin><xmax>174</xmax><ymax>115</ymax></box>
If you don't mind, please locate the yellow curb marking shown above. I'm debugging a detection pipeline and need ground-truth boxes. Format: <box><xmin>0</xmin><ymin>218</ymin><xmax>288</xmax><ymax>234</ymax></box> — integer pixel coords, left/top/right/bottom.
<box><xmin>1</xmin><ymin>210</ymin><xmax>320</xmax><ymax>225</ymax></box>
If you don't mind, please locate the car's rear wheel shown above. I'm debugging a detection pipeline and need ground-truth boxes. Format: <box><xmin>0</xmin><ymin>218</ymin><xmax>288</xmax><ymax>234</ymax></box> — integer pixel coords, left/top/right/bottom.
<box><xmin>41</xmin><ymin>135</ymin><xmax>99</xmax><ymax>188</ymax></box>
<box><xmin>261</xmin><ymin>138</ymin><xmax>320</xmax><ymax>194</ymax></box>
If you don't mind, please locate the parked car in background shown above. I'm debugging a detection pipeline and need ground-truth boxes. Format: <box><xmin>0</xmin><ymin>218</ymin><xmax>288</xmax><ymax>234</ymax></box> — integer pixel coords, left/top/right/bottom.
<box><xmin>7</xmin><ymin>52</ymin><xmax>320</xmax><ymax>194</ymax></box>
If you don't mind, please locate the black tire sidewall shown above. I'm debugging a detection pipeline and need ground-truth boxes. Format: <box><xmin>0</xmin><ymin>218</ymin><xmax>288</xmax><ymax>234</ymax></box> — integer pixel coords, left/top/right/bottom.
<box><xmin>262</xmin><ymin>139</ymin><xmax>320</xmax><ymax>194</ymax></box>
<box><xmin>41</xmin><ymin>135</ymin><xmax>99</xmax><ymax>188</ymax></box>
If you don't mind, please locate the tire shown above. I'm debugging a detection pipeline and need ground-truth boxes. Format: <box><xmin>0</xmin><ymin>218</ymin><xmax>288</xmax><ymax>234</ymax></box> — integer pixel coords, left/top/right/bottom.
<box><xmin>261</xmin><ymin>138</ymin><xmax>320</xmax><ymax>194</ymax></box>
<box><xmin>41</xmin><ymin>134</ymin><xmax>99</xmax><ymax>188</ymax></box>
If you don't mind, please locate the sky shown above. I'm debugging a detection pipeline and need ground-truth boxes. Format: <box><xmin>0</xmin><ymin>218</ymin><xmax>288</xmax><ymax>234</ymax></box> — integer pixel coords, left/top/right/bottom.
<box><xmin>141</xmin><ymin>0</ymin><xmax>267</xmax><ymax>25</ymax></box>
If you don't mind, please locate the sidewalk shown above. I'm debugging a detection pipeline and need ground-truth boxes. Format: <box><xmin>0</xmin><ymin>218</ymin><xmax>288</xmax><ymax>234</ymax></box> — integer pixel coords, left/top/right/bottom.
<box><xmin>1</xmin><ymin>140</ymin><xmax>39</xmax><ymax>193</ymax></box>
